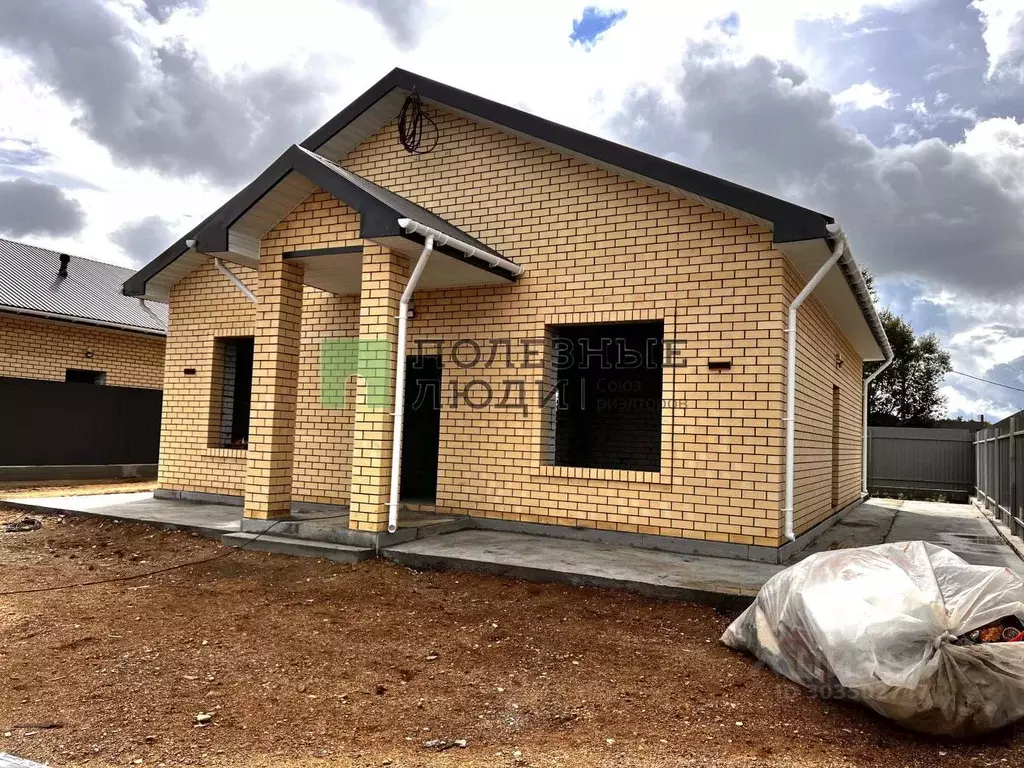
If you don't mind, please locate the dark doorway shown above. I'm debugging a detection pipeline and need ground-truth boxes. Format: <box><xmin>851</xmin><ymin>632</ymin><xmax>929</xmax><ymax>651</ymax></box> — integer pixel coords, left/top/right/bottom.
<box><xmin>400</xmin><ymin>355</ymin><xmax>442</xmax><ymax>501</ymax></box>
<box><xmin>832</xmin><ymin>384</ymin><xmax>841</xmax><ymax>509</ymax></box>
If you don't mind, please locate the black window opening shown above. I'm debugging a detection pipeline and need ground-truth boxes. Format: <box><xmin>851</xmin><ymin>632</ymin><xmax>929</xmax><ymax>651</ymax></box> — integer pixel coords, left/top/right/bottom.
<box><xmin>217</xmin><ymin>337</ymin><xmax>254</xmax><ymax>449</ymax></box>
<box><xmin>552</xmin><ymin>321</ymin><xmax>664</xmax><ymax>472</ymax></box>
<box><xmin>65</xmin><ymin>369</ymin><xmax>106</xmax><ymax>385</ymax></box>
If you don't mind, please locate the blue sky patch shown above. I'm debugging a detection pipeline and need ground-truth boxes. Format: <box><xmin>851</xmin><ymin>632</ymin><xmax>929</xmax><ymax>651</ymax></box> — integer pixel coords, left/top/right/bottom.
<box><xmin>570</xmin><ymin>7</ymin><xmax>627</xmax><ymax>50</ymax></box>
<box><xmin>717</xmin><ymin>12</ymin><xmax>740</xmax><ymax>36</ymax></box>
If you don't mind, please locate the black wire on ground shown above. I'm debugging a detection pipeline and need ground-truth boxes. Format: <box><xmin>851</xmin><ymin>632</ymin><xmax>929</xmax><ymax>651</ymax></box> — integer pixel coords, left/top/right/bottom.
<box><xmin>0</xmin><ymin>510</ymin><xmax>352</xmax><ymax>596</ymax></box>
<box><xmin>397</xmin><ymin>90</ymin><xmax>438</xmax><ymax>154</ymax></box>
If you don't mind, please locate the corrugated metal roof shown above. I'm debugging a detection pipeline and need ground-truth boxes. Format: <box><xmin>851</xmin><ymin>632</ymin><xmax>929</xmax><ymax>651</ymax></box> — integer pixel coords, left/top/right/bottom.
<box><xmin>0</xmin><ymin>238</ymin><xmax>167</xmax><ymax>335</ymax></box>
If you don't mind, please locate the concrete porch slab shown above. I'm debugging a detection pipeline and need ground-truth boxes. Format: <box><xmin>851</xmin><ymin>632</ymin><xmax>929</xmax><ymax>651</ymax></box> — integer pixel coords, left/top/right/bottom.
<box><xmin>381</xmin><ymin>529</ymin><xmax>785</xmax><ymax>610</ymax></box>
<box><xmin>0</xmin><ymin>491</ymin><xmax>241</xmax><ymax>538</ymax></box>
<box><xmin>8</xmin><ymin>491</ymin><xmax>1020</xmax><ymax>611</ymax></box>
<box><xmin>222</xmin><ymin>531</ymin><xmax>373</xmax><ymax>562</ymax></box>
<box><xmin>239</xmin><ymin>506</ymin><xmax>470</xmax><ymax>548</ymax></box>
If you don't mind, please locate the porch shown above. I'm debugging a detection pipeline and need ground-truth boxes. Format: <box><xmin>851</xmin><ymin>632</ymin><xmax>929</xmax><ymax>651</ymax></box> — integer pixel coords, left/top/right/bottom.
<box><xmin>1</xmin><ymin>489</ymin><xmax>465</xmax><ymax>548</ymax></box>
<box><xmin>6</xmin><ymin>490</ymin><xmax>1020</xmax><ymax>608</ymax></box>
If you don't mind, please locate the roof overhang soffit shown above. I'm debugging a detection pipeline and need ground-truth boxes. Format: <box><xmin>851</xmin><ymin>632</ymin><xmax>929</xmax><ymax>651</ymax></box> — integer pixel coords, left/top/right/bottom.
<box><xmin>195</xmin><ymin>145</ymin><xmax>411</xmax><ymax>257</ymax></box>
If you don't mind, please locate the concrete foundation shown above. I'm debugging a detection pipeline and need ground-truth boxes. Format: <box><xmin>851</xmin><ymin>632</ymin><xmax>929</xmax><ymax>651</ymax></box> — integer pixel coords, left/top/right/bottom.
<box><xmin>0</xmin><ymin>464</ymin><xmax>157</xmax><ymax>482</ymax></box>
<box><xmin>222</xmin><ymin>532</ymin><xmax>374</xmax><ymax>562</ymax></box>
<box><xmin>383</xmin><ymin>529</ymin><xmax>782</xmax><ymax>610</ymax></box>
<box><xmin>472</xmin><ymin>495</ymin><xmax>864</xmax><ymax>564</ymax></box>
<box><xmin>1</xmin><ymin>491</ymin><xmax>239</xmax><ymax>538</ymax></box>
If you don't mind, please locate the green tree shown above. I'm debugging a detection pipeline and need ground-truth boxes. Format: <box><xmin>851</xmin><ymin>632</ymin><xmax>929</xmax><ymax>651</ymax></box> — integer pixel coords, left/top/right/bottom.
<box><xmin>868</xmin><ymin>309</ymin><xmax>952</xmax><ymax>426</ymax></box>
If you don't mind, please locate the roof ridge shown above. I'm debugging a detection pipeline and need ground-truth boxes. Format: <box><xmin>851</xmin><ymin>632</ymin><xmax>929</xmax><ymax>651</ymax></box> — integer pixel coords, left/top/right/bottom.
<box><xmin>0</xmin><ymin>237</ymin><xmax>135</xmax><ymax>274</ymax></box>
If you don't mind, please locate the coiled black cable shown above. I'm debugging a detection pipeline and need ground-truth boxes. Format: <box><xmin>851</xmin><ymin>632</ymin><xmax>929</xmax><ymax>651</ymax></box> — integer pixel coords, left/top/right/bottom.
<box><xmin>397</xmin><ymin>90</ymin><xmax>438</xmax><ymax>154</ymax></box>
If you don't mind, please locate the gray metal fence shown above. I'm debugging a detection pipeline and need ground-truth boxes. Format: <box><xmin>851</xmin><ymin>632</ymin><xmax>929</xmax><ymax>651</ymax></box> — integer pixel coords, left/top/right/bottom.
<box><xmin>975</xmin><ymin>411</ymin><xmax>1024</xmax><ymax>537</ymax></box>
<box><xmin>868</xmin><ymin>426</ymin><xmax>976</xmax><ymax>502</ymax></box>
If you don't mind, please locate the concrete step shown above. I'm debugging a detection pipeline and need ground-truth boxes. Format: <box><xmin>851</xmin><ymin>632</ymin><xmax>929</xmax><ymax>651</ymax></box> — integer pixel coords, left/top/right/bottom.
<box><xmin>382</xmin><ymin>529</ymin><xmax>784</xmax><ymax>611</ymax></box>
<box><xmin>221</xmin><ymin>532</ymin><xmax>374</xmax><ymax>563</ymax></box>
<box><xmin>240</xmin><ymin>513</ymin><xmax>472</xmax><ymax>547</ymax></box>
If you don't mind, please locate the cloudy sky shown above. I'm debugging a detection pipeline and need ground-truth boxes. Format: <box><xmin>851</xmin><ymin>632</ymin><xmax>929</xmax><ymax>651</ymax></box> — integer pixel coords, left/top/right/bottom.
<box><xmin>1</xmin><ymin>0</ymin><xmax>1023</xmax><ymax>419</ymax></box>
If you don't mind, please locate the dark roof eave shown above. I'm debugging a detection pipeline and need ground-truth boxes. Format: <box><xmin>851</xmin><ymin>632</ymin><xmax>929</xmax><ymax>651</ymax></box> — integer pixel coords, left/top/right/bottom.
<box><xmin>0</xmin><ymin>305</ymin><xmax>166</xmax><ymax>337</ymax></box>
<box><xmin>126</xmin><ymin>68</ymin><xmax>837</xmax><ymax>298</ymax></box>
<box><xmin>123</xmin><ymin>145</ymin><xmax>517</xmax><ymax>297</ymax></box>
<box><xmin>396</xmin><ymin>232</ymin><xmax>517</xmax><ymax>283</ymax></box>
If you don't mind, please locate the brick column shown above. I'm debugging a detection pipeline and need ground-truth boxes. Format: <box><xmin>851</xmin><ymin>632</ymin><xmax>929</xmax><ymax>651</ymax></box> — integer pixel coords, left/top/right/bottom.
<box><xmin>244</xmin><ymin>255</ymin><xmax>304</xmax><ymax>519</ymax></box>
<box><xmin>349</xmin><ymin>247</ymin><xmax>407</xmax><ymax>532</ymax></box>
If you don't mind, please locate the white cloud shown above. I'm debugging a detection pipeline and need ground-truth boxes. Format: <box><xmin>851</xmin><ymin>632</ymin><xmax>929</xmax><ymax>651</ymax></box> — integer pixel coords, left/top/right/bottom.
<box><xmin>941</xmin><ymin>384</ymin><xmax>1005</xmax><ymax>421</ymax></box>
<box><xmin>0</xmin><ymin>0</ymin><xmax>1021</xmax><ymax>420</ymax></box>
<box><xmin>834</xmin><ymin>81</ymin><xmax>895</xmax><ymax>109</ymax></box>
<box><xmin>973</xmin><ymin>0</ymin><xmax>1024</xmax><ymax>79</ymax></box>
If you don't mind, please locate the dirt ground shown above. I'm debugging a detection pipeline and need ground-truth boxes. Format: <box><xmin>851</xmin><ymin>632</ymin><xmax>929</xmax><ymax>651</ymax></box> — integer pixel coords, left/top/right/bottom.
<box><xmin>0</xmin><ymin>477</ymin><xmax>157</xmax><ymax>498</ymax></box>
<box><xmin>2</xmin><ymin>506</ymin><xmax>1023</xmax><ymax>767</ymax></box>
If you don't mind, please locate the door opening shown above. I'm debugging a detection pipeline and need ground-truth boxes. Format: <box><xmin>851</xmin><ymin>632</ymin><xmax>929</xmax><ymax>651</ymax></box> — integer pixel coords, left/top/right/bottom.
<box><xmin>831</xmin><ymin>384</ymin><xmax>841</xmax><ymax>509</ymax></box>
<box><xmin>400</xmin><ymin>355</ymin><xmax>442</xmax><ymax>502</ymax></box>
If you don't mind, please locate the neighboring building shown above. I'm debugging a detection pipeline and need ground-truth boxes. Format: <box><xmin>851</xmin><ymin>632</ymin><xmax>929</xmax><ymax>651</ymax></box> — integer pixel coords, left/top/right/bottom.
<box><xmin>932</xmin><ymin>418</ymin><xmax>988</xmax><ymax>432</ymax></box>
<box><xmin>0</xmin><ymin>238</ymin><xmax>166</xmax><ymax>387</ymax></box>
<box><xmin>124</xmin><ymin>69</ymin><xmax>890</xmax><ymax>562</ymax></box>
<box><xmin>0</xmin><ymin>238</ymin><xmax>166</xmax><ymax>476</ymax></box>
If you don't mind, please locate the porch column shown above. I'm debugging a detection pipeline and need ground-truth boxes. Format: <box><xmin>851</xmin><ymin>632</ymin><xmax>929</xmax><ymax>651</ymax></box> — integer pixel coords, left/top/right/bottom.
<box><xmin>244</xmin><ymin>254</ymin><xmax>304</xmax><ymax>519</ymax></box>
<box><xmin>349</xmin><ymin>246</ymin><xmax>407</xmax><ymax>532</ymax></box>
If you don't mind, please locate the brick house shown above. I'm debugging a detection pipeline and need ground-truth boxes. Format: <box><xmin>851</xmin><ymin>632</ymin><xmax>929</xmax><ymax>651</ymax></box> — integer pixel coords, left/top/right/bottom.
<box><xmin>1</xmin><ymin>238</ymin><xmax>166</xmax><ymax>387</ymax></box>
<box><xmin>124</xmin><ymin>69</ymin><xmax>890</xmax><ymax>562</ymax></box>
<box><xmin>0</xmin><ymin>238</ymin><xmax>166</xmax><ymax>475</ymax></box>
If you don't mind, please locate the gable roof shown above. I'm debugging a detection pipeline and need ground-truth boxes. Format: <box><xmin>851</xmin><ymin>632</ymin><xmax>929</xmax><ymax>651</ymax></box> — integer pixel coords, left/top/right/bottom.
<box><xmin>122</xmin><ymin>144</ymin><xmax>516</xmax><ymax>299</ymax></box>
<box><xmin>303</xmin><ymin>69</ymin><xmax>832</xmax><ymax>243</ymax></box>
<box><xmin>0</xmin><ymin>238</ymin><xmax>166</xmax><ymax>335</ymax></box>
<box><xmin>297</xmin><ymin>68</ymin><xmax>886</xmax><ymax>361</ymax></box>
<box><xmin>122</xmin><ymin>67</ymin><xmax>886</xmax><ymax>360</ymax></box>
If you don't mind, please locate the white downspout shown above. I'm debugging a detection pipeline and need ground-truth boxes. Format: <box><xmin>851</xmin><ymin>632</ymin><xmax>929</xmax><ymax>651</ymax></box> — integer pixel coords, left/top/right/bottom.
<box><xmin>783</xmin><ymin>222</ymin><xmax>847</xmax><ymax>542</ymax></box>
<box><xmin>861</xmin><ymin>355</ymin><xmax>894</xmax><ymax>496</ymax></box>
<box><xmin>387</xmin><ymin>235</ymin><xmax>434</xmax><ymax>534</ymax></box>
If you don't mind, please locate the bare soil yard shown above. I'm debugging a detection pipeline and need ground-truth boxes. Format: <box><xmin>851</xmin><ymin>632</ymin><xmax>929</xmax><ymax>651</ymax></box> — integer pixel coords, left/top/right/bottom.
<box><xmin>1</xmin><ymin>506</ymin><xmax>1023</xmax><ymax>767</ymax></box>
<box><xmin>0</xmin><ymin>477</ymin><xmax>156</xmax><ymax>498</ymax></box>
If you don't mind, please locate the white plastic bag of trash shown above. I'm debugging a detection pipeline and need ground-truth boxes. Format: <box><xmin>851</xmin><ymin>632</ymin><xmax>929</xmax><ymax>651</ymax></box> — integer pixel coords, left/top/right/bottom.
<box><xmin>721</xmin><ymin>541</ymin><xmax>1024</xmax><ymax>736</ymax></box>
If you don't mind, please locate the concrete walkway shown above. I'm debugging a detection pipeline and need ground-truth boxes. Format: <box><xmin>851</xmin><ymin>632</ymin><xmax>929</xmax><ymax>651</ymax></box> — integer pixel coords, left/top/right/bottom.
<box><xmin>792</xmin><ymin>497</ymin><xmax>1024</xmax><ymax>576</ymax></box>
<box><xmin>384</xmin><ymin>529</ymin><xmax>784</xmax><ymax>609</ymax></box>
<box><xmin>1</xmin><ymin>491</ymin><xmax>240</xmax><ymax>537</ymax></box>
<box><xmin>4</xmin><ymin>490</ymin><xmax>1022</xmax><ymax>606</ymax></box>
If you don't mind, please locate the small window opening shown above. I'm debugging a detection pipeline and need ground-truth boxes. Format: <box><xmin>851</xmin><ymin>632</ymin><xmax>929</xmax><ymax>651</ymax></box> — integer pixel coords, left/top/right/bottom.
<box><xmin>550</xmin><ymin>321</ymin><xmax>664</xmax><ymax>472</ymax></box>
<box><xmin>216</xmin><ymin>337</ymin><xmax>254</xmax><ymax>448</ymax></box>
<box><xmin>65</xmin><ymin>369</ymin><xmax>106</xmax><ymax>385</ymax></box>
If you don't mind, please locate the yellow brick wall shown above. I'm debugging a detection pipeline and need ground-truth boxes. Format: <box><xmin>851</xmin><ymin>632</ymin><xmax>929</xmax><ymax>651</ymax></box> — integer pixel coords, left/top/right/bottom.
<box><xmin>342</xmin><ymin>107</ymin><xmax>790</xmax><ymax>545</ymax></box>
<box><xmin>786</xmin><ymin>260</ymin><xmax>865</xmax><ymax>535</ymax></box>
<box><xmin>157</xmin><ymin>104</ymin><xmax>869</xmax><ymax>546</ymax></box>
<box><xmin>159</xmin><ymin>195</ymin><xmax>364</xmax><ymax>503</ymax></box>
<box><xmin>292</xmin><ymin>288</ymin><xmax>360</xmax><ymax>505</ymax></box>
<box><xmin>0</xmin><ymin>311</ymin><xmax>164</xmax><ymax>389</ymax></box>
<box><xmin>159</xmin><ymin>261</ymin><xmax>255</xmax><ymax>496</ymax></box>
